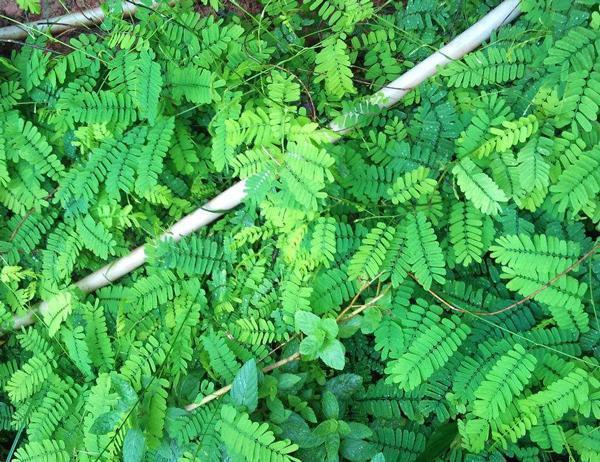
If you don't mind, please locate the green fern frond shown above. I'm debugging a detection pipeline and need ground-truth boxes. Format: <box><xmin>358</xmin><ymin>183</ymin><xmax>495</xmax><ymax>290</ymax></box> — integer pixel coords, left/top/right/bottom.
<box><xmin>474</xmin><ymin>115</ymin><xmax>539</xmax><ymax>159</ymax></box>
<box><xmin>307</xmin><ymin>0</ymin><xmax>374</xmax><ymax>33</ymax></box>
<box><xmin>310</xmin><ymin>268</ymin><xmax>358</xmax><ymax>315</ymax></box>
<box><xmin>61</xmin><ymin>325</ymin><xmax>93</xmax><ymax>378</ymax></box>
<box><xmin>385</xmin><ymin>312</ymin><xmax>470</xmax><ymax>391</ymax></box>
<box><xmin>568</xmin><ymin>426</ymin><xmax>600</xmax><ymax>462</ymax></box>
<box><xmin>0</xmin><ymin>80</ymin><xmax>24</xmax><ymax>112</ymax></box>
<box><xmin>348</xmin><ymin>222</ymin><xmax>395</xmax><ymax>281</ymax></box>
<box><xmin>381</xmin><ymin>225</ymin><xmax>410</xmax><ymax>287</ymax></box>
<box><xmin>490</xmin><ymin>234</ymin><xmax>580</xmax><ymax>274</ymax></box>
<box><xmin>526</xmin><ymin>368</ymin><xmax>598</xmax><ymax>420</ymax></box>
<box><xmin>174</xmin><ymin>403</ymin><xmax>221</xmax><ymax>460</ymax></box>
<box><xmin>202</xmin><ymin>331</ymin><xmax>239</xmax><ymax>382</ymax></box>
<box><xmin>129</xmin><ymin>270</ymin><xmax>180</xmax><ymax>312</ymax></box>
<box><xmin>550</xmin><ymin>143</ymin><xmax>600</xmax><ymax>215</ymax></box>
<box><xmin>405</xmin><ymin>212</ymin><xmax>446</xmax><ymax>289</ymax></box>
<box><xmin>84</xmin><ymin>301</ymin><xmax>115</xmax><ymax>371</ymax></box>
<box><xmin>501</xmin><ymin>266</ymin><xmax>588</xmax><ymax>316</ymax></box>
<box><xmin>554</xmin><ymin>66</ymin><xmax>600</xmax><ymax>133</ymax></box>
<box><xmin>142</xmin><ymin>378</ymin><xmax>169</xmax><ymax>446</ymax></box>
<box><xmin>167</xmin><ymin>64</ymin><xmax>224</xmax><ymax>106</ymax></box>
<box><xmin>489</xmin><ymin>399</ymin><xmax>538</xmax><ymax>450</ymax></box>
<box><xmin>43</xmin><ymin>291</ymin><xmax>77</xmax><ymax>337</ymax></box>
<box><xmin>455</xmin><ymin>93</ymin><xmax>512</xmax><ymax>159</ymax></box>
<box><xmin>374</xmin><ymin>318</ymin><xmax>404</xmax><ymax>360</ymax></box>
<box><xmin>76</xmin><ymin>215</ymin><xmax>116</xmax><ymax>260</ymax></box>
<box><xmin>232</xmin><ymin>317</ymin><xmax>283</xmax><ymax>345</ymax></box>
<box><xmin>70</xmin><ymin>90</ymin><xmax>137</xmax><ymax>128</ymax></box>
<box><xmin>529</xmin><ymin>407</ymin><xmax>564</xmax><ymax>453</ymax></box>
<box><xmin>150</xmin><ymin>236</ymin><xmax>225</xmax><ymax>276</ymax></box>
<box><xmin>10</xmin><ymin>115</ymin><xmax>64</xmax><ymax>181</ymax></box>
<box><xmin>220</xmin><ymin>405</ymin><xmax>300</xmax><ymax>462</ymax></box>
<box><xmin>132</xmin><ymin>50</ymin><xmax>163</xmax><ymax>124</ymax></box>
<box><xmin>134</xmin><ymin>117</ymin><xmax>176</xmax><ymax>193</ymax></box>
<box><xmin>314</xmin><ymin>38</ymin><xmax>355</xmax><ymax>98</ymax></box>
<box><xmin>370</xmin><ymin>427</ymin><xmax>426</xmax><ymax>462</ymax></box>
<box><xmin>1</xmin><ymin>210</ymin><xmax>57</xmax><ymax>265</ymax></box>
<box><xmin>13</xmin><ymin>439</ymin><xmax>69</xmax><ymax>462</ymax></box>
<box><xmin>472</xmin><ymin>344</ymin><xmax>537</xmax><ymax>420</ymax></box>
<box><xmin>120</xmin><ymin>336</ymin><xmax>167</xmax><ymax>390</ymax></box>
<box><xmin>453</xmin><ymin>157</ymin><xmax>508</xmax><ymax>215</ymax></box>
<box><xmin>27</xmin><ymin>377</ymin><xmax>80</xmax><ymax>441</ymax></box>
<box><xmin>5</xmin><ymin>351</ymin><xmax>56</xmax><ymax>402</ymax></box>
<box><xmin>386</xmin><ymin>166</ymin><xmax>437</xmax><ymax>205</ymax></box>
<box><xmin>441</xmin><ymin>46</ymin><xmax>534</xmax><ymax>88</ymax></box>
<box><xmin>309</xmin><ymin>217</ymin><xmax>337</xmax><ymax>267</ymax></box>
<box><xmin>544</xmin><ymin>26</ymin><xmax>598</xmax><ymax>72</ymax></box>
<box><xmin>449</xmin><ymin>201</ymin><xmax>492</xmax><ymax>266</ymax></box>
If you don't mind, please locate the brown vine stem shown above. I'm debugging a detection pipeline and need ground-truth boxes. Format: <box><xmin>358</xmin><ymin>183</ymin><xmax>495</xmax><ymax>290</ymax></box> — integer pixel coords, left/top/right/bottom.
<box><xmin>184</xmin><ymin>279</ymin><xmax>388</xmax><ymax>412</ymax></box>
<box><xmin>183</xmin><ymin>241</ymin><xmax>600</xmax><ymax>412</ymax></box>
<box><xmin>258</xmin><ymin>274</ymin><xmax>382</xmax><ymax>361</ymax></box>
<box><xmin>411</xmin><ymin>242</ymin><xmax>600</xmax><ymax>317</ymax></box>
<box><xmin>8</xmin><ymin>189</ymin><xmax>56</xmax><ymax>242</ymax></box>
<box><xmin>184</xmin><ymin>351</ymin><xmax>303</xmax><ymax>412</ymax></box>
<box><xmin>336</xmin><ymin>272</ymin><xmax>384</xmax><ymax>321</ymax></box>
<box><xmin>342</xmin><ymin>287</ymin><xmax>391</xmax><ymax>320</ymax></box>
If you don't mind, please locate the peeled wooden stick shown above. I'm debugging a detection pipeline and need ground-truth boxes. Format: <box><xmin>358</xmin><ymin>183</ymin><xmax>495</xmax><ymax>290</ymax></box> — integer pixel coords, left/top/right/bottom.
<box><xmin>329</xmin><ymin>0</ymin><xmax>520</xmax><ymax>133</ymax></box>
<box><xmin>10</xmin><ymin>0</ymin><xmax>521</xmax><ymax>330</ymax></box>
<box><xmin>0</xmin><ymin>1</ymin><xmax>141</xmax><ymax>41</ymax></box>
<box><xmin>11</xmin><ymin>180</ymin><xmax>248</xmax><ymax>329</ymax></box>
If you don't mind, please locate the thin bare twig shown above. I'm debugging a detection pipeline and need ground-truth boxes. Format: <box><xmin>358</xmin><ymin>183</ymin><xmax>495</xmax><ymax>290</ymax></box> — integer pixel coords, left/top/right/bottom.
<box><xmin>342</xmin><ymin>287</ymin><xmax>391</xmax><ymax>320</ymax></box>
<box><xmin>336</xmin><ymin>272</ymin><xmax>384</xmax><ymax>321</ymax></box>
<box><xmin>185</xmin><ymin>275</ymin><xmax>386</xmax><ymax>411</ymax></box>
<box><xmin>411</xmin><ymin>243</ymin><xmax>600</xmax><ymax>316</ymax></box>
<box><xmin>8</xmin><ymin>189</ymin><xmax>56</xmax><ymax>242</ymax></box>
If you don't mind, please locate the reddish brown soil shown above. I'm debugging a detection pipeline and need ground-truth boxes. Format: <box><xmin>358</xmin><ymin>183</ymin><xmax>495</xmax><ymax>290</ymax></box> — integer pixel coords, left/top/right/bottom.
<box><xmin>0</xmin><ymin>0</ymin><xmax>263</xmax><ymax>28</ymax></box>
<box><xmin>0</xmin><ymin>0</ymin><xmax>265</xmax><ymax>57</ymax></box>
<box><xmin>0</xmin><ymin>0</ymin><xmax>101</xmax><ymax>28</ymax></box>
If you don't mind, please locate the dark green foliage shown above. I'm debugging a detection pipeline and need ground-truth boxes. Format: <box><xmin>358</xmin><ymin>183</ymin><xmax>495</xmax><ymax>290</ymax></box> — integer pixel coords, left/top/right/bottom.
<box><xmin>0</xmin><ymin>1</ymin><xmax>599</xmax><ymax>461</ymax></box>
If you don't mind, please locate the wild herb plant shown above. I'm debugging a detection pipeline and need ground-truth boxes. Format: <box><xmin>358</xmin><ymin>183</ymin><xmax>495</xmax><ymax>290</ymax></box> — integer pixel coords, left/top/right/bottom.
<box><xmin>0</xmin><ymin>1</ymin><xmax>599</xmax><ymax>461</ymax></box>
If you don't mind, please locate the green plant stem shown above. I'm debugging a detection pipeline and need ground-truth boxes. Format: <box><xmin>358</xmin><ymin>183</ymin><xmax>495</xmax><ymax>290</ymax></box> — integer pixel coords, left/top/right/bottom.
<box><xmin>185</xmin><ymin>280</ymin><xmax>388</xmax><ymax>411</ymax></box>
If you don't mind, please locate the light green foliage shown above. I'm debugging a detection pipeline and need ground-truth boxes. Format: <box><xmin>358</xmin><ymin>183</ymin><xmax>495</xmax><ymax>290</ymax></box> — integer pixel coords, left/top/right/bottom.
<box><xmin>315</xmin><ymin>37</ymin><xmax>356</xmax><ymax>98</ymax></box>
<box><xmin>449</xmin><ymin>200</ymin><xmax>493</xmax><ymax>266</ymax></box>
<box><xmin>149</xmin><ymin>235</ymin><xmax>224</xmax><ymax>276</ymax></box>
<box><xmin>490</xmin><ymin>234</ymin><xmax>581</xmax><ymax>274</ymax></box>
<box><xmin>132</xmin><ymin>51</ymin><xmax>162</xmax><ymax>124</ymax></box>
<box><xmin>43</xmin><ymin>291</ymin><xmax>77</xmax><ymax>337</ymax></box>
<box><xmin>472</xmin><ymin>344</ymin><xmax>537</xmax><ymax>420</ymax></box>
<box><xmin>550</xmin><ymin>142</ymin><xmax>600</xmax><ymax>215</ymax></box>
<box><xmin>13</xmin><ymin>439</ymin><xmax>69</xmax><ymax>462</ymax></box>
<box><xmin>386</xmin><ymin>166</ymin><xmax>437</xmax><ymax>205</ymax></box>
<box><xmin>405</xmin><ymin>212</ymin><xmax>446</xmax><ymax>289</ymax></box>
<box><xmin>220</xmin><ymin>405</ymin><xmax>300</xmax><ymax>462</ymax></box>
<box><xmin>167</xmin><ymin>65</ymin><xmax>224</xmax><ymax>106</ymax></box>
<box><xmin>568</xmin><ymin>426</ymin><xmax>600</xmax><ymax>462</ymax></box>
<box><xmin>385</xmin><ymin>307</ymin><xmax>470</xmax><ymax>391</ymax></box>
<box><xmin>296</xmin><ymin>310</ymin><xmax>345</xmax><ymax>370</ymax></box>
<box><xmin>16</xmin><ymin>0</ymin><xmax>40</xmax><ymax>14</ymax></box>
<box><xmin>347</xmin><ymin>222</ymin><xmax>395</xmax><ymax>281</ymax></box>
<box><xmin>441</xmin><ymin>45</ymin><xmax>534</xmax><ymax>88</ymax></box>
<box><xmin>453</xmin><ymin>157</ymin><xmax>508</xmax><ymax>215</ymax></box>
<box><xmin>1</xmin><ymin>1</ymin><xmax>599</xmax><ymax>461</ymax></box>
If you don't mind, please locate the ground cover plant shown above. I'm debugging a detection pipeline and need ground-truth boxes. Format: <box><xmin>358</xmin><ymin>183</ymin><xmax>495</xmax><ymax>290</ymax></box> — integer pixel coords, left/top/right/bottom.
<box><xmin>0</xmin><ymin>0</ymin><xmax>600</xmax><ymax>460</ymax></box>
